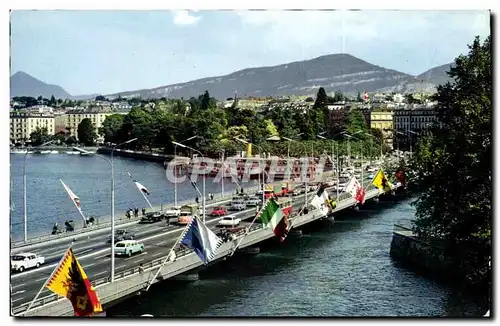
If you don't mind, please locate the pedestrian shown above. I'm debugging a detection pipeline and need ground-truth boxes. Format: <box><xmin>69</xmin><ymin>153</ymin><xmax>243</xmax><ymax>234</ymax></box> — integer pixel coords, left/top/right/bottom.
<box><xmin>210</xmin><ymin>193</ymin><xmax>214</xmax><ymax>201</ymax></box>
<box><xmin>195</xmin><ymin>197</ymin><xmax>199</xmax><ymax>204</ymax></box>
<box><xmin>142</xmin><ymin>208</ymin><xmax>146</xmax><ymax>216</ymax></box>
<box><xmin>135</xmin><ymin>208</ymin><xmax>139</xmax><ymax>217</ymax></box>
<box><xmin>139</xmin><ymin>263</ymin><xmax>144</xmax><ymax>274</ymax></box>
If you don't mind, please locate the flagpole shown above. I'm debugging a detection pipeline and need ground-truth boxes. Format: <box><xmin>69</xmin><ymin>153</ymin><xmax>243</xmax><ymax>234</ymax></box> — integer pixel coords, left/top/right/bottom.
<box><xmin>59</xmin><ymin>179</ymin><xmax>87</xmax><ymax>225</ymax></box>
<box><xmin>126</xmin><ymin>171</ymin><xmax>154</xmax><ymax>211</ymax></box>
<box><xmin>229</xmin><ymin>202</ymin><xmax>267</xmax><ymax>257</ymax></box>
<box><xmin>145</xmin><ymin>220</ymin><xmax>192</xmax><ymax>291</ymax></box>
<box><xmin>23</xmin><ymin>243</ymin><xmax>74</xmax><ymax>315</ymax></box>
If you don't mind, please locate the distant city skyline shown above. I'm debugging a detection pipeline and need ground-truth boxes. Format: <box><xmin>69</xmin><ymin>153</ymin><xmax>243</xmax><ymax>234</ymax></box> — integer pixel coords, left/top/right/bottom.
<box><xmin>10</xmin><ymin>10</ymin><xmax>490</xmax><ymax>95</ymax></box>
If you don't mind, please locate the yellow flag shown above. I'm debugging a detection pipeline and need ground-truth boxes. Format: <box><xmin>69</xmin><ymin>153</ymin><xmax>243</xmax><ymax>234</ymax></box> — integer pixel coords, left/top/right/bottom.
<box><xmin>46</xmin><ymin>248</ymin><xmax>102</xmax><ymax>316</ymax></box>
<box><xmin>372</xmin><ymin>170</ymin><xmax>392</xmax><ymax>192</ymax></box>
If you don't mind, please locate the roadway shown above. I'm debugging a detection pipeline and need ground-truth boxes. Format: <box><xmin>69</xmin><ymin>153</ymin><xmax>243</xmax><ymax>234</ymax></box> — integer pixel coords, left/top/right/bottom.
<box><xmin>11</xmin><ymin>176</ymin><xmax>375</xmax><ymax>308</ymax></box>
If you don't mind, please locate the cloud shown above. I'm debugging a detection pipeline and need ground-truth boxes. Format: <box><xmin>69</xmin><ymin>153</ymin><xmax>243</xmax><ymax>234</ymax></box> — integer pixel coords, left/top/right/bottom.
<box><xmin>172</xmin><ymin>10</ymin><xmax>201</xmax><ymax>25</ymax></box>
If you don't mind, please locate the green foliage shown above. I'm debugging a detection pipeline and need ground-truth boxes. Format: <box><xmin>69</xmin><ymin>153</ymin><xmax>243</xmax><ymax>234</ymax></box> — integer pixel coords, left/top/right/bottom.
<box><xmin>77</xmin><ymin>118</ymin><xmax>97</xmax><ymax>146</ymax></box>
<box><xmin>344</xmin><ymin>109</ymin><xmax>369</xmax><ymax>139</ymax></box>
<box><xmin>29</xmin><ymin>127</ymin><xmax>50</xmax><ymax>146</ymax></box>
<box><xmin>99</xmin><ymin>114</ymin><xmax>125</xmax><ymax>143</ymax></box>
<box><xmin>408</xmin><ymin>36</ymin><xmax>491</xmax><ymax>291</ymax></box>
<box><xmin>52</xmin><ymin>131</ymin><xmax>66</xmax><ymax>145</ymax></box>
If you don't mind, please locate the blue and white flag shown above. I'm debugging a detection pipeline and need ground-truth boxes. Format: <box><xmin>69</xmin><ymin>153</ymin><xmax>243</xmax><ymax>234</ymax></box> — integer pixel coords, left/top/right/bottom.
<box><xmin>180</xmin><ymin>216</ymin><xmax>223</xmax><ymax>264</ymax></box>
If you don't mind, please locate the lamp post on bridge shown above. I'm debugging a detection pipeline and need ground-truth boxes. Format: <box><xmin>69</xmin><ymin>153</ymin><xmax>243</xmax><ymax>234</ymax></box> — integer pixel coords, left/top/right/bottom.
<box><xmin>173</xmin><ymin>136</ymin><xmax>197</xmax><ymax>208</ymax></box>
<box><xmin>23</xmin><ymin>140</ymin><xmax>55</xmax><ymax>242</ymax></box>
<box><xmin>75</xmin><ymin>137</ymin><xmax>137</xmax><ymax>283</ymax></box>
<box><xmin>172</xmin><ymin>141</ymin><xmax>206</xmax><ymax>223</ymax></box>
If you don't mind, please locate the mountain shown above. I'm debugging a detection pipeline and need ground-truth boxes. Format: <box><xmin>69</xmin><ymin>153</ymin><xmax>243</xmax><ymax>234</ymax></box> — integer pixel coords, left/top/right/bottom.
<box><xmin>106</xmin><ymin>54</ymin><xmax>426</xmax><ymax>100</ymax></box>
<box><xmin>416</xmin><ymin>63</ymin><xmax>454</xmax><ymax>87</ymax></box>
<box><xmin>10</xmin><ymin>71</ymin><xmax>72</xmax><ymax>99</ymax></box>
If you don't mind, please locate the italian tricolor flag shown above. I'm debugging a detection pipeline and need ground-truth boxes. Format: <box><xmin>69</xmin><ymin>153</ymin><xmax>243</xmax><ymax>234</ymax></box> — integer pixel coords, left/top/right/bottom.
<box><xmin>259</xmin><ymin>198</ymin><xmax>288</xmax><ymax>242</ymax></box>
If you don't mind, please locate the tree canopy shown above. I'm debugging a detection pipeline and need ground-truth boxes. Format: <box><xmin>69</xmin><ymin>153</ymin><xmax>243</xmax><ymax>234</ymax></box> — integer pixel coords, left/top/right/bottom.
<box><xmin>77</xmin><ymin>118</ymin><xmax>97</xmax><ymax>146</ymax></box>
<box><xmin>408</xmin><ymin>36</ymin><xmax>491</xmax><ymax>291</ymax></box>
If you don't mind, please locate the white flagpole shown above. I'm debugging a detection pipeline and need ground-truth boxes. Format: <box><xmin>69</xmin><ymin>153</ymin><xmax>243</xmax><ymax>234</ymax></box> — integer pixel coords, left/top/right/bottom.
<box><xmin>126</xmin><ymin>171</ymin><xmax>154</xmax><ymax>211</ymax></box>
<box><xmin>59</xmin><ymin>179</ymin><xmax>87</xmax><ymax>224</ymax></box>
<box><xmin>145</xmin><ymin>220</ymin><xmax>192</xmax><ymax>291</ymax></box>
<box><xmin>23</xmin><ymin>243</ymin><xmax>74</xmax><ymax>315</ymax></box>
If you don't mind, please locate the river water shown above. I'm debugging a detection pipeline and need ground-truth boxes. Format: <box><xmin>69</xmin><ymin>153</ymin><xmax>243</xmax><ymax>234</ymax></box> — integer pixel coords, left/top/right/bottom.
<box><xmin>10</xmin><ymin>154</ymin><xmax>487</xmax><ymax>316</ymax></box>
<box><xmin>9</xmin><ymin>154</ymin><xmax>242</xmax><ymax>240</ymax></box>
<box><xmin>108</xmin><ymin>199</ymin><xmax>487</xmax><ymax>317</ymax></box>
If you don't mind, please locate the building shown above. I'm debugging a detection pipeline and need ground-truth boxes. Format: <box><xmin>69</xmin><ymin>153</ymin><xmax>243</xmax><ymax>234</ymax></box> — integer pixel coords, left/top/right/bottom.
<box><xmin>10</xmin><ymin>112</ymin><xmax>55</xmax><ymax>145</ymax></box>
<box><xmin>393</xmin><ymin>104</ymin><xmax>439</xmax><ymax>149</ymax></box>
<box><xmin>370</xmin><ymin>107</ymin><xmax>394</xmax><ymax>150</ymax></box>
<box><xmin>327</xmin><ymin>102</ymin><xmax>351</xmax><ymax>132</ymax></box>
<box><xmin>65</xmin><ymin>111</ymin><xmax>115</xmax><ymax>140</ymax></box>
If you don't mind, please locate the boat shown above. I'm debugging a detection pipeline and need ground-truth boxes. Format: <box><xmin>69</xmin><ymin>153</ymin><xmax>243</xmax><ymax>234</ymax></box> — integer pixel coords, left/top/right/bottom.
<box><xmin>50</xmin><ymin>150</ymin><xmax>59</xmax><ymax>154</ymax></box>
<box><xmin>38</xmin><ymin>150</ymin><xmax>51</xmax><ymax>154</ymax></box>
<box><xmin>65</xmin><ymin>151</ymin><xmax>80</xmax><ymax>155</ymax></box>
<box><xmin>80</xmin><ymin>151</ymin><xmax>95</xmax><ymax>156</ymax></box>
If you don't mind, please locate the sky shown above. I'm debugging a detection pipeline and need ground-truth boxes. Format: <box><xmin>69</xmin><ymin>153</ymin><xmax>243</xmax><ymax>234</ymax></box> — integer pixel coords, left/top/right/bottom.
<box><xmin>10</xmin><ymin>10</ymin><xmax>491</xmax><ymax>96</ymax></box>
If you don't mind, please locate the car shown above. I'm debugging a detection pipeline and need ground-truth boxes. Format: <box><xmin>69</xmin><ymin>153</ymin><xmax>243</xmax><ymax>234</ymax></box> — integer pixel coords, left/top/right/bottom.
<box><xmin>178</xmin><ymin>211</ymin><xmax>194</xmax><ymax>225</ymax></box>
<box><xmin>245</xmin><ymin>198</ymin><xmax>261</xmax><ymax>207</ymax></box>
<box><xmin>218</xmin><ymin>215</ymin><xmax>242</xmax><ymax>227</ymax></box>
<box><xmin>11</xmin><ymin>253</ymin><xmax>45</xmax><ymax>273</ymax></box>
<box><xmin>210</xmin><ymin>206</ymin><xmax>227</xmax><ymax>216</ymax></box>
<box><xmin>140</xmin><ymin>211</ymin><xmax>164</xmax><ymax>223</ymax></box>
<box><xmin>164</xmin><ymin>206</ymin><xmax>181</xmax><ymax>217</ymax></box>
<box><xmin>230</xmin><ymin>199</ymin><xmax>247</xmax><ymax>211</ymax></box>
<box><xmin>114</xmin><ymin>240</ymin><xmax>145</xmax><ymax>257</ymax></box>
<box><xmin>108</xmin><ymin>230</ymin><xmax>135</xmax><ymax>243</ymax></box>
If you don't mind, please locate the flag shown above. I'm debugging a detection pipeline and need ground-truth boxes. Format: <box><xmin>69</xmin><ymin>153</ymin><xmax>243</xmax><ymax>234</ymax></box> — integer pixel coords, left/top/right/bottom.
<box><xmin>344</xmin><ymin>176</ymin><xmax>361</xmax><ymax>198</ymax></box>
<box><xmin>46</xmin><ymin>248</ymin><xmax>102</xmax><ymax>316</ymax></box>
<box><xmin>310</xmin><ymin>185</ymin><xmax>333</xmax><ymax>216</ymax></box>
<box><xmin>355</xmin><ymin>187</ymin><xmax>366</xmax><ymax>205</ymax></box>
<box><xmin>127</xmin><ymin>171</ymin><xmax>150</xmax><ymax>195</ymax></box>
<box><xmin>60</xmin><ymin>179</ymin><xmax>82</xmax><ymax>210</ymax></box>
<box><xmin>258</xmin><ymin>198</ymin><xmax>287</xmax><ymax>242</ymax></box>
<box><xmin>180</xmin><ymin>216</ymin><xmax>223</xmax><ymax>264</ymax></box>
<box><xmin>372</xmin><ymin>170</ymin><xmax>392</xmax><ymax>193</ymax></box>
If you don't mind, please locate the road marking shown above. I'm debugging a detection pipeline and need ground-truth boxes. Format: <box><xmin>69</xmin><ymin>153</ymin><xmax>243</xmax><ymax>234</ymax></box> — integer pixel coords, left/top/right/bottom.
<box><xmin>152</xmin><ymin>252</ymin><xmax>164</xmax><ymax>257</ymax></box>
<box><xmin>13</xmin><ymin>290</ymin><xmax>25</xmax><ymax>295</ymax></box>
<box><xmin>124</xmin><ymin>252</ymin><xmax>148</xmax><ymax>261</ymax></box>
<box><xmin>133</xmin><ymin>258</ymin><xmax>144</xmax><ymax>264</ymax></box>
<box><xmin>12</xmin><ymin>297</ymin><xmax>25</xmax><ymax>303</ymax></box>
<box><xmin>35</xmin><ymin>277</ymin><xmax>47</xmax><ymax>282</ymax></box>
<box><xmin>155</xmin><ymin>241</ymin><xmax>166</xmax><ymax>246</ymax></box>
<box><xmin>94</xmin><ymin>271</ymin><xmax>108</xmax><ymax>276</ymax></box>
<box><xmin>11</xmin><ymin>284</ymin><xmax>25</xmax><ymax>289</ymax></box>
<box><xmin>94</xmin><ymin>254</ymin><xmax>109</xmax><ymax>260</ymax></box>
<box><xmin>86</xmin><ymin>263</ymin><xmax>97</xmax><ymax>268</ymax></box>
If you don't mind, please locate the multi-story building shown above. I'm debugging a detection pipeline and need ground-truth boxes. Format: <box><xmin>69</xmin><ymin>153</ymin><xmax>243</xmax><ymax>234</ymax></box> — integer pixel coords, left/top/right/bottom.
<box><xmin>370</xmin><ymin>107</ymin><xmax>394</xmax><ymax>150</ymax></box>
<box><xmin>10</xmin><ymin>112</ymin><xmax>55</xmax><ymax>145</ymax></box>
<box><xmin>393</xmin><ymin>104</ymin><xmax>439</xmax><ymax>148</ymax></box>
<box><xmin>65</xmin><ymin>110</ymin><xmax>115</xmax><ymax>140</ymax></box>
<box><xmin>327</xmin><ymin>102</ymin><xmax>351</xmax><ymax>133</ymax></box>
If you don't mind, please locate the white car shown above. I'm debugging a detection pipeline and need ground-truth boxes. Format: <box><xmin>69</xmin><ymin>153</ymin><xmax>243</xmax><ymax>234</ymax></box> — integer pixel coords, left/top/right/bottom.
<box><xmin>245</xmin><ymin>198</ymin><xmax>261</xmax><ymax>207</ymax></box>
<box><xmin>218</xmin><ymin>215</ymin><xmax>242</xmax><ymax>227</ymax></box>
<box><xmin>164</xmin><ymin>207</ymin><xmax>181</xmax><ymax>217</ymax></box>
<box><xmin>11</xmin><ymin>253</ymin><xmax>45</xmax><ymax>273</ymax></box>
<box><xmin>230</xmin><ymin>200</ymin><xmax>247</xmax><ymax>211</ymax></box>
<box><xmin>114</xmin><ymin>240</ymin><xmax>145</xmax><ymax>257</ymax></box>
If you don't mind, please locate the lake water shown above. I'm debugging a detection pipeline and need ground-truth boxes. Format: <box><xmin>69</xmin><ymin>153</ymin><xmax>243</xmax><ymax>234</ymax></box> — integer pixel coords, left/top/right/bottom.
<box><xmin>9</xmin><ymin>154</ymin><xmax>243</xmax><ymax>240</ymax></box>
<box><xmin>107</xmin><ymin>198</ymin><xmax>488</xmax><ymax>317</ymax></box>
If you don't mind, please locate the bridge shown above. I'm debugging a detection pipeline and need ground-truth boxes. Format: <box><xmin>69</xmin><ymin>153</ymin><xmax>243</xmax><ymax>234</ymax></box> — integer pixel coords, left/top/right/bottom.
<box><xmin>11</xmin><ymin>174</ymin><xmax>401</xmax><ymax>316</ymax></box>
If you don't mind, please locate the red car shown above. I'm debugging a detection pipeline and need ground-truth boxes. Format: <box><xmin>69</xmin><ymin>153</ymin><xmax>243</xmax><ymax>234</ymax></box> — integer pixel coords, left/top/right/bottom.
<box><xmin>210</xmin><ymin>206</ymin><xmax>227</xmax><ymax>216</ymax></box>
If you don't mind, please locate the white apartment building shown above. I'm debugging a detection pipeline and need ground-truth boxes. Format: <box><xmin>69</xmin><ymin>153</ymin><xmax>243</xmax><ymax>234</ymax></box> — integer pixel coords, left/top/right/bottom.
<box><xmin>65</xmin><ymin>110</ymin><xmax>115</xmax><ymax>140</ymax></box>
<box><xmin>10</xmin><ymin>112</ymin><xmax>55</xmax><ymax>144</ymax></box>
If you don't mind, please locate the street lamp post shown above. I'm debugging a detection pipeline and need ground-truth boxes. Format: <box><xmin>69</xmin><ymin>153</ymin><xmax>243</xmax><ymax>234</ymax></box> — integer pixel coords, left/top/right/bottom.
<box><xmin>23</xmin><ymin>140</ymin><xmax>55</xmax><ymax>242</ymax></box>
<box><xmin>172</xmin><ymin>141</ymin><xmax>206</xmax><ymax>223</ymax></box>
<box><xmin>173</xmin><ymin>136</ymin><xmax>197</xmax><ymax>207</ymax></box>
<box><xmin>75</xmin><ymin>137</ymin><xmax>137</xmax><ymax>283</ymax></box>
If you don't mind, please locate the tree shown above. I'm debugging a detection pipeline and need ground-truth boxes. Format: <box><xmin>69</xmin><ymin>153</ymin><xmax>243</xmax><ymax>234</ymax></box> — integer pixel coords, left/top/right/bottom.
<box><xmin>99</xmin><ymin>114</ymin><xmax>125</xmax><ymax>143</ymax></box>
<box><xmin>344</xmin><ymin>109</ymin><xmax>369</xmax><ymax>139</ymax></box>
<box><xmin>77</xmin><ymin>118</ymin><xmax>97</xmax><ymax>146</ymax></box>
<box><xmin>357</xmin><ymin>91</ymin><xmax>363</xmax><ymax>102</ymax></box>
<box><xmin>409</xmin><ymin>36</ymin><xmax>491</xmax><ymax>291</ymax></box>
<box><xmin>95</xmin><ymin>95</ymin><xmax>107</xmax><ymax>101</ymax></box>
<box><xmin>332</xmin><ymin>91</ymin><xmax>345</xmax><ymax>102</ymax></box>
<box><xmin>29</xmin><ymin>127</ymin><xmax>50</xmax><ymax>146</ymax></box>
<box><xmin>312</xmin><ymin>87</ymin><xmax>328</xmax><ymax>111</ymax></box>
<box><xmin>52</xmin><ymin>131</ymin><xmax>66</xmax><ymax>145</ymax></box>
<box><xmin>201</xmin><ymin>90</ymin><xmax>211</xmax><ymax>111</ymax></box>
<box><xmin>49</xmin><ymin>95</ymin><xmax>56</xmax><ymax>106</ymax></box>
